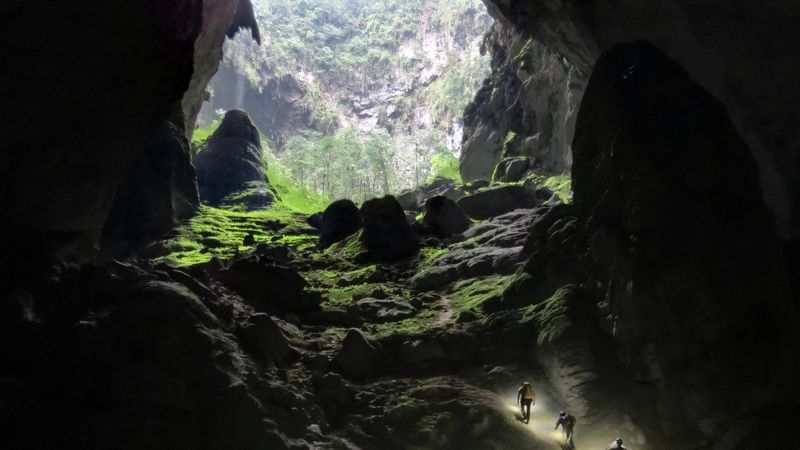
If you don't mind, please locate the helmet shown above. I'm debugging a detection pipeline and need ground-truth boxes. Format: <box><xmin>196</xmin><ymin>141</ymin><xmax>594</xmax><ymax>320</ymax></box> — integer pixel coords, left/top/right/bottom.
<box><xmin>616</xmin><ymin>438</ymin><xmax>623</xmax><ymax>445</ymax></box>
<box><xmin>523</xmin><ymin>381</ymin><xmax>530</xmax><ymax>386</ymax></box>
<box><xmin>559</xmin><ymin>411</ymin><xmax>566</xmax><ymax>416</ymax></box>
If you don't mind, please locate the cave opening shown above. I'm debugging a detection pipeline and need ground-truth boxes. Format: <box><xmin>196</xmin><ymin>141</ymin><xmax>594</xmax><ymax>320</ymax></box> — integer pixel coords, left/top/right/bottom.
<box><xmin>2</xmin><ymin>1</ymin><xmax>798</xmax><ymax>449</ymax></box>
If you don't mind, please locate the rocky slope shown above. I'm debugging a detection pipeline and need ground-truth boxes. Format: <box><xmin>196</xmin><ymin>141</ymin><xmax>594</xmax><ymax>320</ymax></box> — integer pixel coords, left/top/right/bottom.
<box><xmin>460</xmin><ymin>15</ymin><xmax>584</xmax><ymax>182</ymax></box>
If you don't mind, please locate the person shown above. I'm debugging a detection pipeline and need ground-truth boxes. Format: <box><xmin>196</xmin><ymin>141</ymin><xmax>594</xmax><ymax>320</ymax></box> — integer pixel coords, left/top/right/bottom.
<box><xmin>606</xmin><ymin>437</ymin><xmax>627</xmax><ymax>449</ymax></box>
<box><xmin>554</xmin><ymin>411</ymin><xmax>576</xmax><ymax>442</ymax></box>
<box><xmin>516</xmin><ymin>381</ymin><xmax>535</xmax><ymax>423</ymax></box>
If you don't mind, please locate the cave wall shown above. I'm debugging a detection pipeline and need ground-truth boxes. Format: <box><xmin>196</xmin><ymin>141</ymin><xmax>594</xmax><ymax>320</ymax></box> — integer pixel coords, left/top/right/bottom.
<box><xmin>571</xmin><ymin>42</ymin><xmax>797</xmax><ymax>443</ymax></box>
<box><xmin>482</xmin><ymin>0</ymin><xmax>800</xmax><ymax>238</ymax></box>
<box><xmin>1</xmin><ymin>0</ymin><xmax>257</xmax><ymax>265</ymax></box>
<box><xmin>460</xmin><ymin>16</ymin><xmax>584</xmax><ymax>181</ymax></box>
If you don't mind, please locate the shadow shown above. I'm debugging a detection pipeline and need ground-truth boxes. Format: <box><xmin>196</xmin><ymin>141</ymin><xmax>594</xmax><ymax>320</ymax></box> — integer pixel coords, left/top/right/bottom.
<box><xmin>513</xmin><ymin>413</ymin><xmax>531</xmax><ymax>424</ymax></box>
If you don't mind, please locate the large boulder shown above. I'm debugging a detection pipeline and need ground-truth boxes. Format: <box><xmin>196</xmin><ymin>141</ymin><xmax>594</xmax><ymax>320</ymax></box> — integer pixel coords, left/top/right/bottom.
<box><xmin>421</xmin><ymin>196</ymin><xmax>471</xmax><ymax>238</ymax></box>
<box><xmin>318</xmin><ymin>199</ymin><xmax>362</xmax><ymax>249</ymax></box>
<box><xmin>217</xmin><ymin>255</ymin><xmax>319</xmax><ymax>315</ymax></box>
<box><xmin>331</xmin><ymin>328</ymin><xmax>378</xmax><ymax>379</ymax></box>
<box><xmin>395</xmin><ymin>188</ymin><xmax>425</xmax><ymax>211</ymax></box>
<box><xmin>359</xmin><ymin>196</ymin><xmax>419</xmax><ymax>262</ymax></box>
<box><xmin>194</xmin><ymin>109</ymin><xmax>267</xmax><ymax>205</ymax></box>
<box><xmin>493</xmin><ymin>156</ymin><xmax>530</xmax><ymax>182</ymax></box>
<box><xmin>456</xmin><ymin>185</ymin><xmax>537</xmax><ymax>219</ymax></box>
<box><xmin>236</xmin><ymin>312</ymin><xmax>295</xmax><ymax>363</ymax></box>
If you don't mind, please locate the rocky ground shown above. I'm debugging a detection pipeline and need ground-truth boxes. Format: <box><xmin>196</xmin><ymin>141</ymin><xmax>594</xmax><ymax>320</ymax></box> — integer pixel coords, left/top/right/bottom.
<box><xmin>1</xmin><ymin>172</ymin><xmax>656</xmax><ymax>449</ymax></box>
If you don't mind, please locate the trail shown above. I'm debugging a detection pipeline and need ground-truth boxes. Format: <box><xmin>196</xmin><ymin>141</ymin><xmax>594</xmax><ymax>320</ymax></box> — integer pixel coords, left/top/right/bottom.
<box><xmin>433</xmin><ymin>296</ymin><xmax>454</xmax><ymax>326</ymax></box>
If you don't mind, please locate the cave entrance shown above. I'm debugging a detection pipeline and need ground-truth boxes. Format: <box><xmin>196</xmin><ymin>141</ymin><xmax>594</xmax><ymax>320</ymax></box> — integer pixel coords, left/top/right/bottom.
<box><xmin>195</xmin><ymin>0</ymin><xmax>492</xmax><ymax>204</ymax></box>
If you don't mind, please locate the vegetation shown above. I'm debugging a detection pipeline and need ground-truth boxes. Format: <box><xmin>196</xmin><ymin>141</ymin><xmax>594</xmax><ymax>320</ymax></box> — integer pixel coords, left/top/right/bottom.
<box><xmin>156</xmin><ymin>205</ymin><xmax>317</xmax><ymax>266</ymax></box>
<box><xmin>215</xmin><ymin>0</ymin><xmax>490</xmax><ymax>199</ymax></box>
<box><xmin>278</xmin><ymin>127</ymin><xmax>459</xmax><ymax>203</ymax></box>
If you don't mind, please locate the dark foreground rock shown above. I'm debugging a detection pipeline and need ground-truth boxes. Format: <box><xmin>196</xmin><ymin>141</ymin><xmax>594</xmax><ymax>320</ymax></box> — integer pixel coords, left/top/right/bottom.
<box><xmin>319</xmin><ymin>199</ymin><xmax>362</xmax><ymax>249</ymax></box>
<box><xmin>457</xmin><ymin>185</ymin><xmax>537</xmax><ymax>219</ymax></box>
<box><xmin>332</xmin><ymin>328</ymin><xmax>378</xmax><ymax>378</ymax></box>
<box><xmin>217</xmin><ymin>254</ymin><xmax>320</xmax><ymax>315</ymax></box>
<box><xmin>421</xmin><ymin>196</ymin><xmax>471</xmax><ymax>237</ymax></box>
<box><xmin>359</xmin><ymin>196</ymin><xmax>419</xmax><ymax>262</ymax></box>
<box><xmin>194</xmin><ymin>110</ymin><xmax>268</xmax><ymax>205</ymax></box>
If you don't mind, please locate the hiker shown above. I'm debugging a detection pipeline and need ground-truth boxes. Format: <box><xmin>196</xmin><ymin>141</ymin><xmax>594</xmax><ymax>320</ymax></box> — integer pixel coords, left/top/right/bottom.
<box><xmin>554</xmin><ymin>410</ymin><xmax>576</xmax><ymax>442</ymax></box>
<box><xmin>516</xmin><ymin>381</ymin><xmax>535</xmax><ymax>423</ymax></box>
<box><xmin>606</xmin><ymin>437</ymin><xmax>627</xmax><ymax>450</ymax></box>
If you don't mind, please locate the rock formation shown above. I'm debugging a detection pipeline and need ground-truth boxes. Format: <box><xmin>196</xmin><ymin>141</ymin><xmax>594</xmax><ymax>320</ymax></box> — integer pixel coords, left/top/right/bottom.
<box><xmin>194</xmin><ymin>109</ymin><xmax>270</xmax><ymax>206</ymax></box>
<box><xmin>483</xmin><ymin>0</ymin><xmax>800</xmax><ymax>239</ymax></box>
<box><xmin>1</xmin><ymin>0</ymin><xmax>259</xmax><ymax>263</ymax></box>
<box><xmin>359</xmin><ymin>196</ymin><xmax>420</xmax><ymax>262</ymax></box>
<box><xmin>459</xmin><ymin>16</ymin><xmax>583</xmax><ymax>181</ymax></box>
<box><xmin>421</xmin><ymin>196</ymin><xmax>471</xmax><ymax>237</ymax></box>
<box><xmin>318</xmin><ymin>199</ymin><xmax>363</xmax><ymax>249</ymax></box>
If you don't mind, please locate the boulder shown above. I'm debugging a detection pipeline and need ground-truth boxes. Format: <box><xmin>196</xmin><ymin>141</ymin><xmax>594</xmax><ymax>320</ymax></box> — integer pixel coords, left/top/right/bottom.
<box><xmin>306</xmin><ymin>212</ymin><xmax>323</xmax><ymax>230</ymax></box>
<box><xmin>318</xmin><ymin>199</ymin><xmax>362</xmax><ymax>249</ymax></box>
<box><xmin>396</xmin><ymin>188</ymin><xmax>425</xmax><ymax>211</ymax></box>
<box><xmin>359</xmin><ymin>196</ymin><xmax>419</xmax><ymax>262</ymax></box>
<box><xmin>493</xmin><ymin>156</ymin><xmax>530</xmax><ymax>182</ymax></box>
<box><xmin>421</xmin><ymin>196</ymin><xmax>471</xmax><ymax>237</ymax></box>
<box><xmin>456</xmin><ymin>185</ymin><xmax>537</xmax><ymax>219</ymax></box>
<box><xmin>350</xmin><ymin>298</ymin><xmax>416</xmax><ymax>323</ymax></box>
<box><xmin>237</xmin><ymin>312</ymin><xmax>293</xmax><ymax>363</ymax></box>
<box><xmin>217</xmin><ymin>256</ymin><xmax>319</xmax><ymax>315</ymax></box>
<box><xmin>194</xmin><ymin>110</ymin><xmax>267</xmax><ymax>205</ymax></box>
<box><xmin>332</xmin><ymin>328</ymin><xmax>378</xmax><ymax>378</ymax></box>
<box><xmin>423</xmin><ymin>177</ymin><xmax>457</xmax><ymax>195</ymax></box>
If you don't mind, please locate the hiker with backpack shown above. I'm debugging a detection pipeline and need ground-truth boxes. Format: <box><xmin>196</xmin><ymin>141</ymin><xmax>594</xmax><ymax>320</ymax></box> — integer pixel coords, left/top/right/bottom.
<box><xmin>516</xmin><ymin>381</ymin><xmax>535</xmax><ymax>423</ymax></box>
<box><xmin>555</xmin><ymin>411</ymin><xmax>576</xmax><ymax>443</ymax></box>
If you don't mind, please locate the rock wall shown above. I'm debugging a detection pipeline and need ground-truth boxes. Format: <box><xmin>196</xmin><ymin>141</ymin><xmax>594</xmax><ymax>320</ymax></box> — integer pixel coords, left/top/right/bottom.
<box><xmin>460</xmin><ymin>16</ymin><xmax>584</xmax><ymax>181</ymax></box>
<box><xmin>1</xmin><ymin>0</ymin><xmax>258</xmax><ymax>265</ymax></box>
<box><xmin>565</xmin><ymin>41</ymin><xmax>795</xmax><ymax>446</ymax></box>
<box><xmin>482</xmin><ymin>0</ymin><xmax>800</xmax><ymax>238</ymax></box>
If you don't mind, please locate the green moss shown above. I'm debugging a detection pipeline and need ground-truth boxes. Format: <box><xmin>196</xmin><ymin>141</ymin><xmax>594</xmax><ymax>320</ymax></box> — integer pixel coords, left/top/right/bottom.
<box><xmin>544</xmin><ymin>174</ymin><xmax>572</xmax><ymax>203</ymax></box>
<box><xmin>265</xmin><ymin>153</ymin><xmax>330</xmax><ymax>214</ymax></box>
<box><xmin>512</xmin><ymin>38</ymin><xmax>534</xmax><ymax>70</ymax></box>
<box><xmin>192</xmin><ymin>120</ymin><xmax>219</xmax><ymax>146</ymax></box>
<box><xmin>368</xmin><ymin>309</ymin><xmax>438</xmax><ymax>339</ymax></box>
<box><xmin>156</xmin><ymin>205</ymin><xmax>315</xmax><ymax>266</ymax></box>
<box><xmin>524</xmin><ymin>286</ymin><xmax>575</xmax><ymax>345</ymax></box>
<box><xmin>447</xmin><ymin>275</ymin><xmax>513</xmax><ymax>312</ymax></box>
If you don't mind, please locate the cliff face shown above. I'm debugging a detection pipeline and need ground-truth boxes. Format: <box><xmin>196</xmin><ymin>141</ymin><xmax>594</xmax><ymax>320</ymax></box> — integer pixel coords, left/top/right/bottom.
<box><xmin>483</xmin><ymin>0</ymin><xmax>800</xmax><ymax>239</ymax></box>
<box><xmin>198</xmin><ymin>1</ymin><xmax>491</xmax><ymax>161</ymax></box>
<box><xmin>460</xmin><ymin>17</ymin><xmax>584</xmax><ymax>181</ymax></box>
<box><xmin>1</xmin><ymin>0</ymin><xmax>258</xmax><ymax>264</ymax></box>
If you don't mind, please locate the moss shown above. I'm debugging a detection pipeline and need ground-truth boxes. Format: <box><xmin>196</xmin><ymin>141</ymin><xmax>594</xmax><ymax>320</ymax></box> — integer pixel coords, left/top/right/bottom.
<box><xmin>447</xmin><ymin>275</ymin><xmax>513</xmax><ymax>312</ymax></box>
<box><xmin>512</xmin><ymin>38</ymin><xmax>534</xmax><ymax>70</ymax></box>
<box><xmin>325</xmin><ymin>232</ymin><xmax>366</xmax><ymax>261</ymax></box>
<box><xmin>368</xmin><ymin>309</ymin><xmax>438</xmax><ymax>339</ymax></box>
<box><xmin>523</xmin><ymin>286</ymin><xmax>575</xmax><ymax>345</ymax></box>
<box><xmin>156</xmin><ymin>205</ymin><xmax>315</xmax><ymax>266</ymax></box>
<box><xmin>544</xmin><ymin>174</ymin><xmax>572</xmax><ymax>203</ymax></box>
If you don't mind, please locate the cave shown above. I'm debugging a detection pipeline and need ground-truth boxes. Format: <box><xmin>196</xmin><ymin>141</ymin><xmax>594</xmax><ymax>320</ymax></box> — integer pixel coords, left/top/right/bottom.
<box><xmin>2</xmin><ymin>1</ymin><xmax>798</xmax><ymax>449</ymax></box>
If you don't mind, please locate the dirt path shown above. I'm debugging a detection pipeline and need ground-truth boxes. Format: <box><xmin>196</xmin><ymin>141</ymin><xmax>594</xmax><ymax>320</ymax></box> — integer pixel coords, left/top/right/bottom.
<box><xmin>433</xmin><ymin>296</ymin><xmax>454</xmax><ymax>326</ymax></box>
